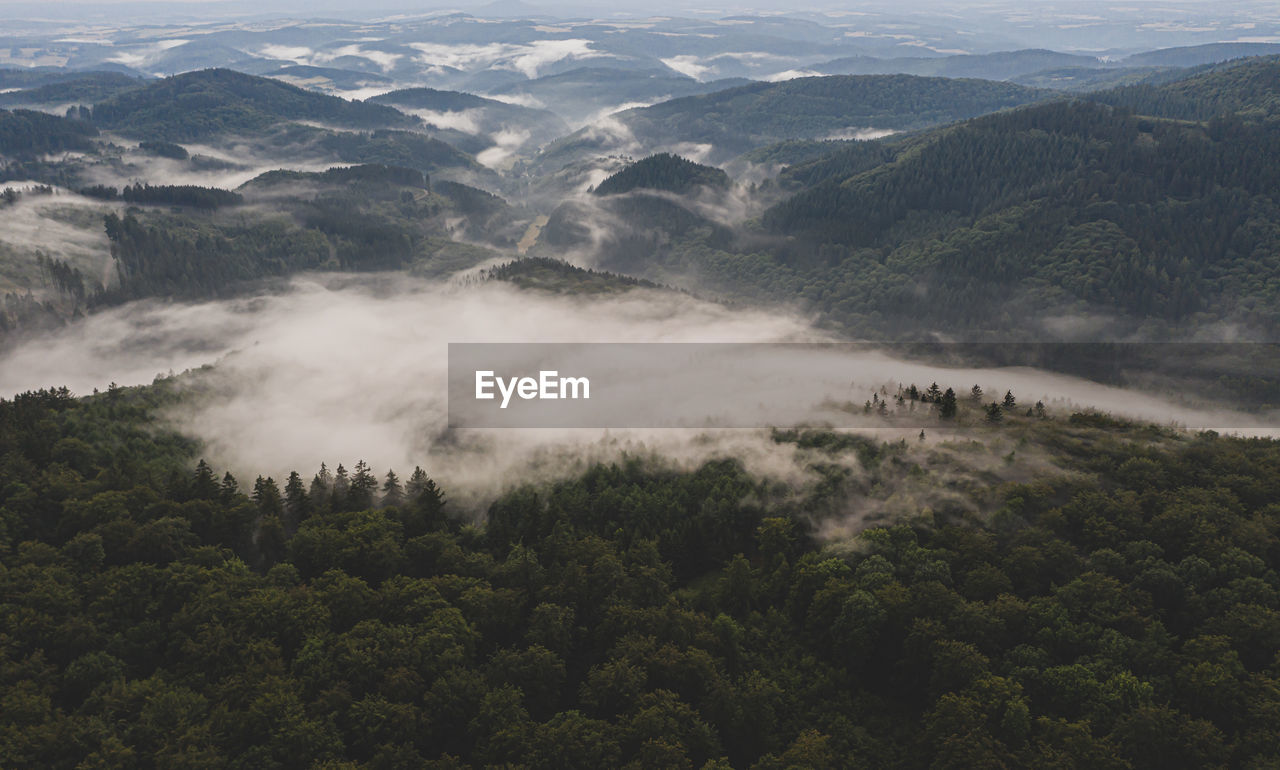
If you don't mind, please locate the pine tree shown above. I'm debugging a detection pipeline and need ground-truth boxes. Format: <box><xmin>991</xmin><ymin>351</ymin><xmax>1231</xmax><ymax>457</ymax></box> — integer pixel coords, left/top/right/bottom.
<box><xmin>220</xmin><ymin>471</ymin><xmax>240</xmax><ymax>504</ymax></box>
<box><xmin>1003</xmin><ymin>390</ymin><xmax>1017</xmax><ymax>409</ymax></box>
<box><xmin>331</xmin><ymin>464</ymin><xmax>349</xmax><ymax>511</ymax></box>
<box><xmin>381</xmin><ymin>470</ymin><xmax>404</xmax><ymax>509</ymax></box>
<box><xmin>940</xmin><ymin>388</ymin><xmax>958</xmax><ymax>419</ymax></box>
<box><xmin>970</xmin><ymin>384</ymin><xmax>984</xmax><ymax>403</ymax></box>
<box><xmin>348</xmin><ymin>460</ymin><xmax>377</xmax><ymax>511</ymax></box>
<box><xmin>985</xmin><ymin>402</ymin><xmax>1004</xmax><ymax>422</ymax></box>
<box><xmin>252</xmin><ymin>476</ymin><xmax>283</xmax><ymax>517</ymax></box>
<box><xmin>309</xmin><ymin>462</ymin><xmax>332</xmax><ymax>511</ymax></box>
<box><xmin>284</xmin><ymin>471</ymin><xmax>309</xmax><ymax>530</ymax></box>
<box><xmin>925</xmin><ymin>382</ymin><xmax>942</xmax><ymax>402</ymax></box>
<box><xmin>407</xmin><ymin>466</ymin><xmax>429</xmax><ymax>501</ymax></box>
<box><xmin>192</xmin><ymin>459</ymin><xmax>218</xmax><ymax>500</ymax></box>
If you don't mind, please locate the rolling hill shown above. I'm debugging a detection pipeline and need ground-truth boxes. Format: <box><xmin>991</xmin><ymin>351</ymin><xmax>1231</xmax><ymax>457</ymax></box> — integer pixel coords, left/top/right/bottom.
<box><xmin>538</xmin><ymin>74</ymin><xmax>1051</xmax><ymax>170</ymax></box>
<box><xmin>593</xmin><ymin>153</ymin><xmax>730</xmax><ymax>196</ymax></box>
<box><xmin>1090</xmin><ymin>55</ymin><xmax>1280</xmax><ymax>122</ymax></box>
<box><xmin>747</xmin><ymin>90</ymin><xmax>1280</xmax><ymax>337</ymax></box>
<box><xmin>89</xmin><ymin>68</ymin><xmax>416</xmax><ymax>141</ymax></box>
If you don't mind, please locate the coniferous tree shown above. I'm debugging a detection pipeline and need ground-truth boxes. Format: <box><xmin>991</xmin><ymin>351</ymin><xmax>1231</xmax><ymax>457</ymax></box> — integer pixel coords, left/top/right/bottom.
<box><xmin>331</xmin><ymin>463</ymin><xmax>350</xmax><ymax>511</ymax></box>
<box><xmin>192</xmin><ymin>459</ymin><xmax>218</xmax><ymax>500</ymax></box>
<box><xmin>309</xmin><ymin>462</ymin><xmax>332</xmax><ymax>511</ymax></box>
<box><xmin>407</xmin><ymin>466</ymin><xmax>429</xmax><ymax>500</ymax></box>
<box><xmin>252</xmin><ymin>476</ymin><xmax>283</xmax><ymax>517</ymax></box>
<box><xmin>939</xmin><ymin>388</ymin><xmax>958</xmax><ymax>419</ymax></box>
<box><xmin>284</xmin><ymin>471</ymin><xmax>309</xmax><ymax>529</ymax></box>
<box><xmin>925</xmin><ymin>382</ymin><xmax>942</xmax><ymax>402</ymax></box>
<box><xmin>1003</xmin><ymin>390</ymin><xmax>1017</xmax><ymax>409</ymax></box>
<box><xmin>220</xmin><ymin>471</ymin><xmax>240</xmax><ymax>504</ymax></box>
<box><xmin>348</xmin><ymin>460</ymin><xmax>377</xmax><ymax>511</ymax></box>
<box><xmin>970</xmin><ymin>385</ymin><xmax>984</xmax><ymax>403</ymax></box>
<box><xmin>381</xmin><ymin>470</ymin><xmax>404</xmax><ymax>509</ymax></box>
<box><xmin>985</xmin><ymin>402</ymin><xmax>1004</xmax><ymax>422</ymax></box>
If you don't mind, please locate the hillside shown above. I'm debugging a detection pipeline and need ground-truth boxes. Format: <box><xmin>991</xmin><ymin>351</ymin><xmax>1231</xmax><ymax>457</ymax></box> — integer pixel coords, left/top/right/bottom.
<box><xmin>540</xmin><ymin>74</ymin><xmax>1050</xmax><ymax>169</ymax></box>
<box><xmin>722</xmin><ymin>98</ymin><xmax>1280</xmax><ymax>337</ymax></box>
<box><xmin>484</xmin><ymin>67</ymin><xmax>752</xmax><ymax>126</ymax></box>
<box><xmin>89</xmin><ymin>68</ymin><xmax>416</xmax><ymax>141</ymax></box>
<box><xmin>815</xmin><ymin>49</ymin><xmax>1103</xmax><ymax>82</ymax></box>
<box><xmin>368</xmin><ymin>87</ymin><xmax>569</xmax><ymax>154</ymax></box>
<box><xmin>1090</xmin><ymin>55</ymin><xmax>1280</xmax><ymax>122</ymax></box>
<box><xmin>0</xmin><ymin>72</ymin><xmax>145</xmax><ymax>107</ymax></box>
<box><xmin>0</xmin><ymin>108</ymin><xmax>98</xmax><ymax>159</ymax></box>
<box><xmin>3</xmin><ymin>379</ymin><xmax>1280</xmax><ymax>767</ymax></box>
<box><xmin>594</xmin><ymin>153</ymin><xmax>730</xmax><ymax>196</ymax></box>
<box><xmin>1122</xmin><ymin>42</ymin><xmax>1280</xmax><ymax>68</ymax></box>
<box><xmin>371</xmin><ymin>87</ymin><xmax>521</xmax><ymax>113</ymax></box>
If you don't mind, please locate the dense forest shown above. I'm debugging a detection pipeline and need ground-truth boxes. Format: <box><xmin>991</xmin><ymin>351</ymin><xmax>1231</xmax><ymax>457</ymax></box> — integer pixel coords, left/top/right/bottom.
<box><xmin>0</xmin><ymin>108</ymin><xmax>98</xmax><ymax>160</ymax></box>
<box><xmin>612</xmin><ymin>75</ymin><xmax>1048</xmax><ymax>158</ymax></box>
<box><xmin>1090</xmin><ymin>55</ymin><xmax>1280</xmax><ymax>122</ymax></box>
<box><xmin>0</xmin><ymin>72</ymin><xmax>145</xmax><ymax>109</ymax></box>
<box><xmin>89</xmin><ymin>69</ymin><xmax>415</xmax><ymax>141</ymax></box>
<box><xmin>2</xmin><ymin>380</ymin><xmax>1279</xmax><ymax>767</ymax></box>
<box><xmin>634</xmin><ymin>92</ymin><xmax>1280</xmax><ymax>338</ymax></box>
<box><xmin>594</xmin><ymin>154</ymin><xmax>731</xmax><ymax>197</ymax></box>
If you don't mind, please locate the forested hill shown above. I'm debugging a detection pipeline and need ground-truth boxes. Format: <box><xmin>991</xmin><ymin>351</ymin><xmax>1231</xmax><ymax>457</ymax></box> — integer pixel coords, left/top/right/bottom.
<box><xmin>0</xmin><ymin>72</ymin><xmax>144</xmax><ymax>108</ymax></box>
<box><xmin>538</xmin><ymin>74</ymin><xmax>1050</xmax><ymax>169</ymax></box>
<box><xmin>626</xmin><ymin>75</ymin><xmax>1049</xmax><ymax>147</ymax></box>
<box><xmin>594</xmin><ymin>153</ymin><xmax>730</xmax><ymax>196</ymax></box>
<box><xmin>369</xmin><ymin>87</ymin><xmax>524</xmax><ymax>113</ymax></box>
<box><xmin>89</xmin><ymin>68</ymin><xmax>417</xmax><ymax>141</ymax></box>
<box><xmin>3</xmin><ymin>378</ymin><xmax>1280</xmax><ymax>766</ymax></box>
<box><xmin>754</xmin><ymin>99</ymin><xmax>1280</xmax><ymax>335</ymax></box>
<box><xmin>1090</xmin><ymin>55</ymin><xmax>1280</xmax><ymax>122</ymax></box>
<box><xmin>0</xmin><ymin>108</ymin><xmax>98</xmax><ymax>158</ymax></box>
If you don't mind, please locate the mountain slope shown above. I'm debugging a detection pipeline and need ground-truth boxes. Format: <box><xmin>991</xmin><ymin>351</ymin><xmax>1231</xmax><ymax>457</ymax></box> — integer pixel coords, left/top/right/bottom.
<box><xmin>816</xmin><ymin>49</ymin><xmax>1102</xmax><ymax>82</ymax></box>
<box><xmin>540</xmin><ymin>74</ymin><xmax>1050</xmax><ymax>169</ymax></box>
<box><xmin>0</xmin><ymin>72</ymin><xmax>145</xmax><ymax>108</ymax></box>
<box><xmin>90</xmin><ymin>68</ymin><xmax>416</xmax><ymax>141</ymax></box>
<box><xmin>754</xmin><ymin>100</ymin><xmax>1280</xmax><ymax>335</ymax></box>
<box><xmin>594</xmin><ymin>153</ymin><xmax>730</xmax><ymax>196</ymax></box>
<box><xmin>1090</xmin><ymin>55</ymin><xmax>1280</xmax><ymax>122</ymax></box>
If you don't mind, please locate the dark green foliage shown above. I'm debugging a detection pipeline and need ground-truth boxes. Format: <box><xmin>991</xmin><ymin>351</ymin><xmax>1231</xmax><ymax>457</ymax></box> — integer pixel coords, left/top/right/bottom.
<box><xmin>92</xmin><ymin>166</ymin><xmax>484</xmax><ymax>302</ymax></box>
<box><xmin>97</xmin><ymin>212</ymin><xmax>330</xmax><ymax>301</ymax></box>
<box><xmin>120</xmin><ymin>183</ymin><xmax>243</xmax><ymax>209</ymax></box>
<box><xmin>246</xmin><ymin>163</ymin><xmax>426</xmax><ymax>190</ymax></box>
<box><xmin>89</xmin><ymin>68</ymin><xmax>414</xmax><ymax>141</ymax></box>
<box><xmin>136</xmin><ymin>140</ymin><xmax>189</xmax><ymax>160</ymax></box>
<box><xmin>746</xmin><ymin>99</ymin><xmax>1280</xmax><ymax>335</ymax></box>
<box><xmin>369</xmin><ymin>87</ymin><xmax>506</xmax><ymax>111</ymax></box>
<box><xmin>485</xmin><ymin>258</ymin><xmax>662</xmax><ymax>294</ymax></box>
<box><xmin>0</xmin><ymin>72</ymin><xmax>144</xmax><ymax>107</ymax></box>
<box><xmin>0</xmin><ymin>108</ymin><xmax>97</xmax><ymax>159</ymax></box>
<box><xmin>1090</xmin><ymin>55</ymin><xmax>1280</xmax><ymax>122</ymax></box>
<box><xmin>3</xmin><ymin>382</ymin><xmax>1280</xmax><ymax>766</ymax></box>
<box><xmin>620</xmin><ymin>74</ymin><xmax>1050</xmax><ymax>157</ymax></box>
<box><xmin>594</xmin><ymin>153</ymin><xmax>730</xmax><ymax>196</ymax></box>
<box><xmin>315</xmin><ymin>129</ymin><xmax>477</xmax><ymax>175</ymax></box>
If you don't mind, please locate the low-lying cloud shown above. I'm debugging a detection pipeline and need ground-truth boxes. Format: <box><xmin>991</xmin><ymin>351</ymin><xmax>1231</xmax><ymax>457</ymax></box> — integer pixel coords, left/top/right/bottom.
<box><xmin>1</xmin><ymin>273</ymin><xmax>1272</xmax><ymax>518</ymax></box>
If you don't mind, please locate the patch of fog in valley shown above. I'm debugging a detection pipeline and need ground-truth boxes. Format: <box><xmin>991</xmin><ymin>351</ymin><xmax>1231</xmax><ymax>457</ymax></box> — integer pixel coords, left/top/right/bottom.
<box><xmin>0</xmin><ymin>272</ymin><xmax>1270</xmax><ymax>522</ymax></box>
